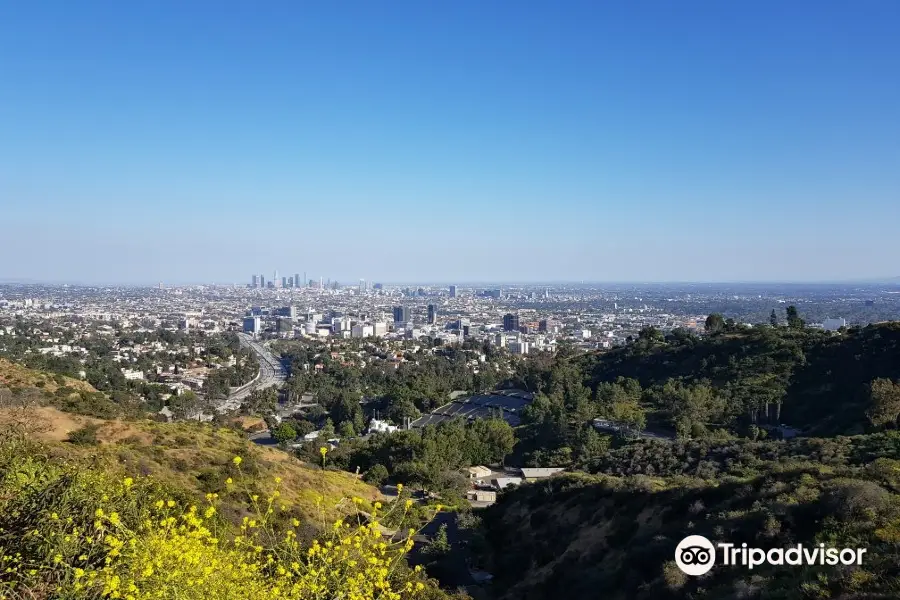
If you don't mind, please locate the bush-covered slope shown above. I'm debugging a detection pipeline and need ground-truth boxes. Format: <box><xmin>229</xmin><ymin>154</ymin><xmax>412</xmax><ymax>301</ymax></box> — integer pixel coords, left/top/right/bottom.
<box><xmin>480</xmin><ymin>463</ymin><xmax>900</xmax><ymax>600</ymax></box>
<box><xmin>0</xmin><ymin>408</ymin><xmax>382</xmax><ymax>527</ymax></box>
<box><xmin>581</xmin><ymin>322</ymin><xmax>900</xmax><ymax>436</ymax></box>
<box><xmin>591</xmin><ymin>433</ymin><xmax>900</xmax><ymax>479</ymax></box>
<box><xmin>0</xmin><ymin>428</ymin><xmax>455</xmax><ymax>600</ymax></box>
<box><xmin>0</xmin><ymin>357</ymin><xmax>97</xmax><ymax>394</ymax></box>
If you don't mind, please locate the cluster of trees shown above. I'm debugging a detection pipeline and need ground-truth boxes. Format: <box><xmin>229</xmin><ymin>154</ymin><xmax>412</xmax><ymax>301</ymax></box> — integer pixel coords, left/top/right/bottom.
<box><xmin>584</xmin><ymin>319</ymin><xmax>900</xmax><ymax>436</ymax></box>
<box><xmin>590</xmin><ymin>431</ymin><xmax>900</xmax><ymax>479</ymax></box>
<box><xmin>291</xmin><ymin>418</ymin><xmax>515</xmax><ymax>498</ymax></box>
<box><xmin>492</xmin><ymin>318</ymin><xmax>900</xmax><ymax>473</ymax></box>
<box><xmin>512</xmin><ymin>346</ymin><xmax>615</xmax><ymax>468</ymax></box>
<box><xmin>275</xmin><ymin>339</ymin><xmax>502</xmax><ymax>433</ymax></box>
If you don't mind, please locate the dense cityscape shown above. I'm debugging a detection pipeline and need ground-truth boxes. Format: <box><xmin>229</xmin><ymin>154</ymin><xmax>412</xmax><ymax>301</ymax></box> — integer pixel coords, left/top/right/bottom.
<box><xmin>3</xmin><ymin>278</ymin><xmax>898</xmax><ymax>435</ymax></box>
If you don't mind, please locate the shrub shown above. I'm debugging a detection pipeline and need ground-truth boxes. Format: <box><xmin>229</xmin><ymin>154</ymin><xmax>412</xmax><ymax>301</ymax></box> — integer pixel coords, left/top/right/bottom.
<box><xmin>0</xmin><ymin>440</ymin><xmax>450</xmax><ymax>600</ymax></box>
<box><xmin>67</xmin><ymin>423</ymin><xmax>100</xmax><ymax>446</ymax></box>
<box><xmin>364</xmin><ymin>464</ymin><xmax>390</xmax><ymax>486</ymax></box>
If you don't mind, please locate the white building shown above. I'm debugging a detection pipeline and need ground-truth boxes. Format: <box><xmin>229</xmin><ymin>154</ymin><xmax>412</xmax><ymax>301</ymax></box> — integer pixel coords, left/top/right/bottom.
<box><xmin>508</xmin><ymin>340</ymin><xmax>530</xmax><ymax>355</ymax></box>
<box><xmin>368</xmin><ymin>419</ymin><xmax>398</xmax><ymax>434</ymax></box>
<box><xmin>492</xmin><ymin>477</ymin><xmax>523</xmax><ymax>490</ymax></box>
<box><xmin>351</xmin><ymin>324</ymin><xmax>374</xmax><ymax>338</ymax></box>
<box><xmin>121</xmin><ymin>369</ymin><xmax>144</xmax><ymax>381</ymax></box>
<box><xmin>467</xmin><ymin>465</ymin><xmax>492</xmax><ymax>480</ymax></box>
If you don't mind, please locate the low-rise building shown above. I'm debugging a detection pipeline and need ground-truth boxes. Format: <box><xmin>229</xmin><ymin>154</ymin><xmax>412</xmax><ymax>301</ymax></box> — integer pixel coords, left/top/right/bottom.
<box><xmin>519</xmin><ymin>467</ymin><xmax>565</xmax><ymax>481</ymax></box>
<box><xmin>467</xmin><ymin>465</ymin><xmax>492</xmax><ymax>480</ymax></box>
<box><xmin>466</xmin><ymin>489</ymin><xmax>497</xmax><ymax>504</ymax></box>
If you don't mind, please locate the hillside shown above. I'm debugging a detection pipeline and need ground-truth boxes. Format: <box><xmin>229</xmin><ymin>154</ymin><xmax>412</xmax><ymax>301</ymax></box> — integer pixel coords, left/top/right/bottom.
<box><xmin>0</xmin><ymin>418</ymin><xmax>455</xmax><ymax>600</ymax></box>
<box><xmin>0</xmin><ymin>357</ymin><xmax>97</xmax><ymax>394</ymax></box>
<box><xmin>479</xmin><ymin>451</ymin><xmax>900</xmax><ymax>599</ymax></box>
<box><xmin>581</xmin><ymin>322</ymin><xmax>900</xmax><ymax>436</ymax></box>
<box><xmin>0</xmin><ymin>407</ymin><xmax>382</xmax><ymax>527</ymax></box>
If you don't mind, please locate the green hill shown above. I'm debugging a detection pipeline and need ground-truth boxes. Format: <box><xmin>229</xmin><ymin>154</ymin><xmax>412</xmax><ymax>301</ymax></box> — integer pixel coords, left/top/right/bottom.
<box><xmin>0</xmin><ymin>357</ymin><xmax>97</xmax><ymax>394</ymax></box>
<box><xmin>0</xmin><ymin>407</ymin><xmax>382</xmax><ymax>526</ymax></box>
<box><xmin>0</xmin><ymin>416</ymin><xmax>457</xmax><ymax>600</ymax></box>
<box><xmin>479</xmin><ymin>445</ymin><xmax>900</xmax><ymax>599</ymax></box>
<box><xmin>580</xmin><ymin>322</ymin><xmax>900</xmax><ymax>436</ymax></box>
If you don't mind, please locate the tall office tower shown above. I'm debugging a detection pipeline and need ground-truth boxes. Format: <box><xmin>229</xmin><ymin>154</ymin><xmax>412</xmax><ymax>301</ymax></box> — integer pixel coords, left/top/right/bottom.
<box><xmin>251</xmin><ymin>274</ymin><xmax>259</xmax><ymax>288</ymax></box>
<box><xmin>242</xmin><ymin>316</ymin><xmax>261</xmax><ymax>336</ymax></box>
<box><xmin>294</xmin><ymin>273</ymin><xmax>300</xmax><ymax>288</ymax></box>
<box><xmin>503</xmin><ymin>313</ymin><xmax>519</xmax><ymax>332</ymax></box>
<box><xmin>393</xmin><ymin>306</ymin><xmax>410</xmax><ymax>325</ymax></box>
<box><xmin>259</xmin><ymin>275</ymin><xmax>265</xmax><ymax>288</ymax></box>
<box><xmin>449</xmin><ymin>285</ymin><xmax>457</xmax><ymax>298</ymax></box>
<box><xmin>281</xmin><ymin>276</ymin><xmax>287</xmax><ymax>288</ymax></box>
<box><xmin>427</xmin><ymin>304</ymin><xmax>436</xmax><ymax>324</ymax></box>
<box><xmin>319</xmin><ymin>276</ymin><xmax>324</xmax><ymax>289</ymax></box>
<box><xmin>359</xmin><ymin>279</ymin><xmax>365</xmax><ymax>293</ymax></box>
<box><xmin>274</xmin><ymin>270</ymin><xmax>279</xmax><ymax>286</ymax></box>
<box><xmin>288</xmin><ymin>276</ymin><xmax>294</xmax><ymax>288</ymax></box>
<box><xmin>303</xmin><ymin>272</ymin><xmax>307</xmax><ymax>287</ymax></box>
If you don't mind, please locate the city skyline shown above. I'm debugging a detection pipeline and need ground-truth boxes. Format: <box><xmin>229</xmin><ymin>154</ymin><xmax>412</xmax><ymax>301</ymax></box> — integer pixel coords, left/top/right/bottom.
<box><xmin>2</xmin><ymin>2</ymin><xmax>900</xmax><ymax>283</ymax></box>
<box><xmin>1</xmin><ymin>274</ymin><xmax>899</xmax><ymax>288</ymax></box>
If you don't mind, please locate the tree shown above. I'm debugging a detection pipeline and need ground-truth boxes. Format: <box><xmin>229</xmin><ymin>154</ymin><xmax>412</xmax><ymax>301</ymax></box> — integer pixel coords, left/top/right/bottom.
<box><xmin>466</xmin><ymin>419</ymin><xmax>515</xmax><ymax>465</ymax></box>
<box><xmin>272</xmin><ymin>422</ymin><xmax>298</xmax><ymax>445</ymax></box>
<box><xmin>339</xmin><ymin>420</ymin><xmax>356</xmax><ymax>439</ymax></box>
<box><xmin>638</xmin><ymin>326</ymin><xmax>664</xmax><ymax>343</ymax></box>
<box><xmin>866</xmin><ymin>379</ymin><xmax>900</xmax><ymax>428</ymax></box>
<box><xmin>473</xmin><ymin>369</ymin><xmax>497</xmax><ymax>394</ymax></box>
<box><xmin>363</xmin><ymin>463</ymin><xmax>389</xmax><ymax>485</ymax></box>
<box><xmin>424</xmin><ymin>524</ymin><xmax>451</xmax><ymax>556</ymax></box>
<box><xmin>704</xmin><ymin>313</ymin><xmax>725</xmax><ymax>334</ymax></box>
<box><xmin>610</xmin><ymin>398</ymin><xmax>646</xmax><ymax>434</ymax></box>
<box><xmin>574</xmin><ymin>427</ymin><xmax>611</xmax><ymax>466</ymax></box>
<box><xmin>320</xmin><ymin>419</ymin><xmax>336</xmax><ymax>439</ymax></box>
<box><xmin>786</xmin><ymin>305</ymin><xmax>804</xmax><ymax>329</ymax></box>
<box><xmin>770</xmin><ymin>310</ymin><xmax>779</xmax><ymax>327</ymax></box>
<box><xmin>170</xmin><ymin>391</ymin><xmax>200</xmax><ymax>421</ymax></box>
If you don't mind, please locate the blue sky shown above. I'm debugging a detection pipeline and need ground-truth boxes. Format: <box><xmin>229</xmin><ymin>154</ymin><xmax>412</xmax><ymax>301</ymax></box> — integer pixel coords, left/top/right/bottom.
<box><xmin>1</xmin><ymin>1</ymin><xmax>899</xmax><ymax>284</ymax></box>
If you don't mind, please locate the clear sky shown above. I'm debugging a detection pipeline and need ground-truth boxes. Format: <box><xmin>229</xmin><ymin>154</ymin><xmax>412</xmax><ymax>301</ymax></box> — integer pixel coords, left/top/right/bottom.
<box><xmin>1</xmin><ymin>1</ymin><xmax>899</xmax><ymax>285</ymax></box>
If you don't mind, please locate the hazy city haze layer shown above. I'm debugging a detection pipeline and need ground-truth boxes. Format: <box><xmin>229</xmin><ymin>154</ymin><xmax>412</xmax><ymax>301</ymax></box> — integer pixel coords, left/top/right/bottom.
<box><xmin>1</xmin><ymin>1</ymin><xmax>899</xmax><ymax>284</ymax></box>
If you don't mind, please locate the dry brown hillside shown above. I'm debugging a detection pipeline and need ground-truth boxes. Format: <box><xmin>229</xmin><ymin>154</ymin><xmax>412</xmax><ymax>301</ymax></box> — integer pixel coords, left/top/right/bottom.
<box><xmin>0</xmin><ymin>407</ymin><xmax>382</xmax><ymax>527</ymax></box>
<box><xmin>0</xmin><ymin>358</ymin><xmax>97</xmax><ymax>394</ymax></box>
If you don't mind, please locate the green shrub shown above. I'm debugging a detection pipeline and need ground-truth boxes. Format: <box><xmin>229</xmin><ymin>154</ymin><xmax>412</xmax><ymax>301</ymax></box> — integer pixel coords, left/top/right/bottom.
<box><xmin>67</xmin><ymin>423</ymin><xmax>100</xmax><ymax>446</ymax></box>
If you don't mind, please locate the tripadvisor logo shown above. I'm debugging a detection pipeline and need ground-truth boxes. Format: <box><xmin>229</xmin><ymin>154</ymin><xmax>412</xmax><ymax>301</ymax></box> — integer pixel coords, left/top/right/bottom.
<box><xmin>675</xmin><ymin>535</ymin><xmax>867</xmax><ymax>576</ymax></box>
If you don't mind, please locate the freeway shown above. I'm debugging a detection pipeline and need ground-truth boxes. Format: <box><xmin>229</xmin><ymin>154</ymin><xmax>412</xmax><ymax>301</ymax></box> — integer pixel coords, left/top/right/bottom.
<box><xmin>218</xmin><ymin>333</ymin><xmax>288</xmax><ymax>412</ymax></box>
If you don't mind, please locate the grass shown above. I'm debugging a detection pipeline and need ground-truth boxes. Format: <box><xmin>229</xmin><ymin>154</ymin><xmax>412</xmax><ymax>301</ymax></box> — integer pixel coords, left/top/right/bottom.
<box><xmin>2</xmin><ymin>407</ymin><xmax>381</xmax><ymax>527</ymax></box>
<box><xmin>0</xmin><ymin>357</ymin><xmax>97</xmax><ymax>394</ymax></box>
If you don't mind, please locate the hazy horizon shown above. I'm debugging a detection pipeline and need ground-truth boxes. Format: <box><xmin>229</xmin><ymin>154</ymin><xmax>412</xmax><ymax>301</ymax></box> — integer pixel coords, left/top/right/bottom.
<box><xmin>1</xmin><ymin>276</ymin><xmax>898</xmax><ymax>289</ymax></box>
<box><xmin>2</xmin><ymin>2</ymin><xmax>899</xmax><ymax>284</ymax></box>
